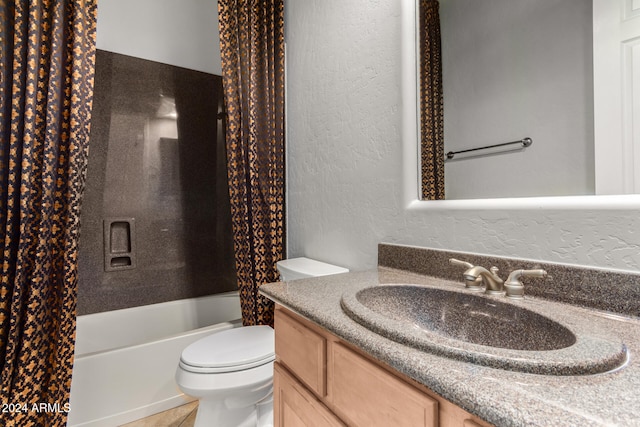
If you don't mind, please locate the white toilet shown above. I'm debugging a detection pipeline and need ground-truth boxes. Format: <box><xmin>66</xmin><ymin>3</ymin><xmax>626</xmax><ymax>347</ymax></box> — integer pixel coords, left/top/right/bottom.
<box><xmin>175</xmin><ymin>257</ymin><xmax>348</xmax><ymax>427</ymax></box>
<box><xmin>276</xmin><ymin>257</ymin><xmax>349</xmax><ymax>281</ymax></box>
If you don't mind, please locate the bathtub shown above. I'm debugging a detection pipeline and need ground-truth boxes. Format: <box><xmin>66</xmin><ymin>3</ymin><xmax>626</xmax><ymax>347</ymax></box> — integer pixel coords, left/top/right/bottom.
<box><xmin>68</xmin><ymin>292</ymin><xmax>242</xmax><ymax>427</ymax></box>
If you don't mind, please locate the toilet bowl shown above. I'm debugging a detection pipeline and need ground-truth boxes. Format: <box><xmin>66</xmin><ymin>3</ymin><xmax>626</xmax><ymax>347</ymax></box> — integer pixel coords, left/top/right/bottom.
<box><xmin>175</xmin><ymin>257</ymin><xmax>348</xmax><ymax>427</ymax></box>
<box><xmin>175</xmin><ymin>326</ymin><xmax>275</xmax><ymax>427</ymax></box>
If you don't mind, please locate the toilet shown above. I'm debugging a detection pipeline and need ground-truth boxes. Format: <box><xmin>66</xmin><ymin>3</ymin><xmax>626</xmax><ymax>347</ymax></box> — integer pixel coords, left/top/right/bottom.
<box><xmin>175</xmin><ymin>257</ymin><xmax>348</xmax><ymax>427</ymax></box>
<box><xmin>276</xmin><ymin>257</ymin><xmax>349</xmax><ymax>281</ymax></box>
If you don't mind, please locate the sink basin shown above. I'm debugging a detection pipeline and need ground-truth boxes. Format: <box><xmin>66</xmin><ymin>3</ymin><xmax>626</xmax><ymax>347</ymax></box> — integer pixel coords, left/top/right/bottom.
<box><xmin>341</xmin><ymin>284</ymin><xmax>628</xmax><ymax>375</ymax></box>
<box><xmin>353</xmin><ymin>285</ymin><xmax>575</xmax><ymax>351</ymax></box>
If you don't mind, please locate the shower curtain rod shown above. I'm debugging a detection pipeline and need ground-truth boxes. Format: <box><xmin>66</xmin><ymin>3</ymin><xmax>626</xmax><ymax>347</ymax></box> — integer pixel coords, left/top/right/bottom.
<box><xmin>445</xmin><ymin>137</ymin><xmax>533</xmax><ymax>160</ymax></box>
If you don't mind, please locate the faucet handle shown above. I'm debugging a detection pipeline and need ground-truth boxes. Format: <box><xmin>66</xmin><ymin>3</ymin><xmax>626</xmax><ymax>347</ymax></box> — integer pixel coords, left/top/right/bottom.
<box><xmin>449</xmin><ymin>258</ymin><xmax>483</xmax><ymax>291</ymax></box>
<box><xmin>504</xmin><ymin>269</ymin><xmax>547</xmax><ymax>299</ymax></box>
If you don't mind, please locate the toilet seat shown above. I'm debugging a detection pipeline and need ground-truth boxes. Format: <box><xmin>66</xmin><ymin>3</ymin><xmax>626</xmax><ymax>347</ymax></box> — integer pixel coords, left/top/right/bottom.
<box><xmin>179</xmin><ymin>325</ymin><xmax>274</xmax><ymax>374</ymax></box>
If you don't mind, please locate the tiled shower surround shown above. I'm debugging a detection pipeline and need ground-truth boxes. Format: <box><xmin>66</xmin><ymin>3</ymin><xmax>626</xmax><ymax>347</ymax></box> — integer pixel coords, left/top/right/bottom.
<box><xmin>78</xmin><ymin>50</ymin><xmax>236</xmax><ymax>315</ymax></box>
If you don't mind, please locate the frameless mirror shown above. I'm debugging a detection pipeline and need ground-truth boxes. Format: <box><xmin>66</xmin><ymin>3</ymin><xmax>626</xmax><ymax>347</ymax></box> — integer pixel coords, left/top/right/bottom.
<box><xmin>417</xmin><ymin>0</ymin><xmax>640</xmax><ymax>201</ymax></box>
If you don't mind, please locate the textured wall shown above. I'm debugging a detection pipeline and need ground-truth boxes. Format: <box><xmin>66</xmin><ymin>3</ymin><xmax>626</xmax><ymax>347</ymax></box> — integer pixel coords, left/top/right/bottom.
<box><xmin>285</xmin><ymin>0</ymin><xmax>640</xmax><ymax>273</ymax></box>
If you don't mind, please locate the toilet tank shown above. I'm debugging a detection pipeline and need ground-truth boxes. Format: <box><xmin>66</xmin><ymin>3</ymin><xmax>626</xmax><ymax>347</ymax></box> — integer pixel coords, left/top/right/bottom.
<box><xmin>276</xmin><ymin>257</ymin><xmax>349</xmax><ymax>281</ymax></box>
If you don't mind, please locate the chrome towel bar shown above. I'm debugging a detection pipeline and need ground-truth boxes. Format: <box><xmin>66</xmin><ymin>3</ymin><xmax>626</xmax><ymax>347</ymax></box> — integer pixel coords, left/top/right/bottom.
<box><xmin>445</xmin><ymin>137</ymin><xmax>532</xmax><ymax>160</ymax></box>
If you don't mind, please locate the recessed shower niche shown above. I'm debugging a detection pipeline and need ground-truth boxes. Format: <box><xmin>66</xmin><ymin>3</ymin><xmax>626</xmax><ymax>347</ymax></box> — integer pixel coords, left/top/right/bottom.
<box><xmin>78</xmin><ymin>50</ymin><xmax>237</xmax><ymax>314</ymax></box>
<box><xmin>103</xmin><ymin>218</ymin><xmax>136</xmax><ymax>271</ymax></box>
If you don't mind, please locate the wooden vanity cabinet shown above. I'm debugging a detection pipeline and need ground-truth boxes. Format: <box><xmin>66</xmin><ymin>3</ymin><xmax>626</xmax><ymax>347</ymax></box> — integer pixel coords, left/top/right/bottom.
<box><xmin>274</xmin><ymin>363</ymin><xmax>345</xmax><ymax>427</ymax></box>
<box><xmin>273</xmin><ymin>305</ymin><xmax>492</xmax><ymax>427</ymax></box>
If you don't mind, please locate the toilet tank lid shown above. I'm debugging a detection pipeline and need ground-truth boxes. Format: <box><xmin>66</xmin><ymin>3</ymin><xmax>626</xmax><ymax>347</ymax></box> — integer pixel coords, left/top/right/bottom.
<box><xmin>276</xmin><ymin>257</ymin><xmax>349</xmax><ymax>276</ymax></box>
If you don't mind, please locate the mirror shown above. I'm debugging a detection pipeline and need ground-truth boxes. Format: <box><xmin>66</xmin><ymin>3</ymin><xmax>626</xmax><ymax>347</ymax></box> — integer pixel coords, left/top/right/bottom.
<box><xmin>416</xmin><ymin>0</ymin><xmax>637</xmax><ymax>201</ymax></box>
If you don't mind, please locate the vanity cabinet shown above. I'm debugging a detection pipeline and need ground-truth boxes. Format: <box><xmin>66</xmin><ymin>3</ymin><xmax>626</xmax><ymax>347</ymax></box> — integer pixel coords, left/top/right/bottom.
<box><xmin>273</xmin><ymin>305</ymin><xmax>491</xmax><ymax>427</ymax></box>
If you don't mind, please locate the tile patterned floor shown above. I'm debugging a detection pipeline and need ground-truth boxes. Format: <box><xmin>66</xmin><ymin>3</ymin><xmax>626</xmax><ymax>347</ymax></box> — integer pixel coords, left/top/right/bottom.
<box><xmin>120</xmin><ymin>401</ymin><xmax>198</xmax><ymax>427</ymax></box>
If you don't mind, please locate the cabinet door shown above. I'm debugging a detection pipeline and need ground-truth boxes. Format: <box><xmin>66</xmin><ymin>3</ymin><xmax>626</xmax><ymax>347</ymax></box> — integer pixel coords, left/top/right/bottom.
<box><xmin>275</xmin><ymin>308</ymin><xmax>326</xmax><ymax>397</ymax></box>
<box><xmin>274</xmin><ymin>362</ymin><xmax>345</xmax><ymax>427</ymax></box>
<box><xmin>438</xmin><ymin>400</ymin><xmax>493</xmax><ymax>427</ymax></box>
<box><xmin>328</xmin><ymin>342</ymin><xmax>438</xmax><ymax>427</ymax></box>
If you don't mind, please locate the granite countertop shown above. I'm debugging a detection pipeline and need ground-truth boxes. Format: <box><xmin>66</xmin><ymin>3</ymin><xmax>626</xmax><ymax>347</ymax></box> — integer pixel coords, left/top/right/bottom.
<box><xmin>260</xmin><ymin>267</ymin><xmax>640</xmax><ymax>427</ymax></box>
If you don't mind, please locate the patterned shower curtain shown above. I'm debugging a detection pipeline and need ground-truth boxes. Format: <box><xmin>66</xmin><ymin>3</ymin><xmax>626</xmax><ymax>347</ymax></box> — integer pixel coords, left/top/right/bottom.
<box><xmin>218</xmin><ymin>0</ymin><xmax>285</xmax><ymax>327</ymax></box>
<box><xmin>420</xmin><ymin>0</ymin><xmax>445</xmax><ymax>200</ymax></box>
<box><xmin>0</xmin><ymin>1</ymin><xmax>97</xmax><ymax>425</ymax></box>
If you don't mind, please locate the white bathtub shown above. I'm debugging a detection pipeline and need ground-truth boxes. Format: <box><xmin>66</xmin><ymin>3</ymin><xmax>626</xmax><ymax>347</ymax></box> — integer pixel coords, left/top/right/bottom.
<box><xmin>68</xmin><ymin>292</ymin><xmax>242</xmax><ymax>427</ymax></box>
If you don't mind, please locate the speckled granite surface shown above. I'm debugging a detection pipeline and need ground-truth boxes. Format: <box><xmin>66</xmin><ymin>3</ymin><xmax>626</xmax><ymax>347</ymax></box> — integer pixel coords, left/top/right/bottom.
<box><xmin>260</xmin><ymin>254</ymin><xmax>640</xmax><ymax>426</ymax></box>
<box><xmin>378</xmin><ymin>243</ymin><xmax>640</xmax><ymax>317</ymax></box>
<box><xmin>341</xmin><ymin>284</ymin><xmax>626</xmax><ymax>376</ymax></box>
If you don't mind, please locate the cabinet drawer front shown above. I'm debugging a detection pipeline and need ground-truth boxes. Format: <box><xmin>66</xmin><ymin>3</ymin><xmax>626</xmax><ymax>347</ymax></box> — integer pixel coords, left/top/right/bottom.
<box><xmin>275</xmin><ymin>363</ymin><xmax>345</xmax><ymax>427</ymax></box>
<box><xmin>275</xmin><ymin>309</ymin><xmax>326</xmax><ymax>396</ymax></box>
<box><xmin>329</xmin><ymin>343</ymin><xmax>438</xmax><ymax>427</ymax></box>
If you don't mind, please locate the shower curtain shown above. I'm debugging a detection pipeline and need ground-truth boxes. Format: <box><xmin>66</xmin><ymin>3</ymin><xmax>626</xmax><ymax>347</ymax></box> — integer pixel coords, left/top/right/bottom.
<box><xmin>420</xmin><ymin>0</ymin><xmax>445</xmax><ymax>200</ymax></box>
<box><xmin>218</xmin><ymin>0</ymin><xmax>286</xmax><ymax>327</ymax></box>
<box><xmin>0</xmin><ymin>1</ymin><xmax>97</xmax><ymax>425</ymax></box>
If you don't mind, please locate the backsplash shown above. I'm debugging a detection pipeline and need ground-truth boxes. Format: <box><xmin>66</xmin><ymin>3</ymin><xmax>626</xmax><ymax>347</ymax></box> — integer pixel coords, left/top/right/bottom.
<box><xmin>378</xmin><ymin>243</ymin><xmax>640</xmax><ymax>318</ymax></box>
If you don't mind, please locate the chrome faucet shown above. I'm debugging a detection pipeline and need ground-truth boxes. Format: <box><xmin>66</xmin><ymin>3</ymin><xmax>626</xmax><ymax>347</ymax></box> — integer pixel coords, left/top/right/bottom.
<box><xmin>462</xmin><ymin>265</ymin><xmax>504</xmax><ymax>295</ymax></box>
<box><xmin>449</xmin><ymin>258</ymin><xmax>483</xmax><ymax>291</ymax></box>
<box><xmin>504</xmin><ymin>269</ymin><xmax>547</xmax><ymax>299</ymax></box>
<box><xmin>450</xmin><ymin>258</ymin><xmax>548</xmax><ymax>298</ymax></box>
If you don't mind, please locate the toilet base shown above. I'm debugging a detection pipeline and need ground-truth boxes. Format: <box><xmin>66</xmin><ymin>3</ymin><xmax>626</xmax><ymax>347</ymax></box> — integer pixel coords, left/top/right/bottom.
<box><xmin>193</xmin><ymin>392</ymin><xmax>273</xmax><ymax>427</ymax></box>
<box><xmin>256</xmin><ymin>394</ymin><xmax>274</xmax><ymax>427</ymax></box>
